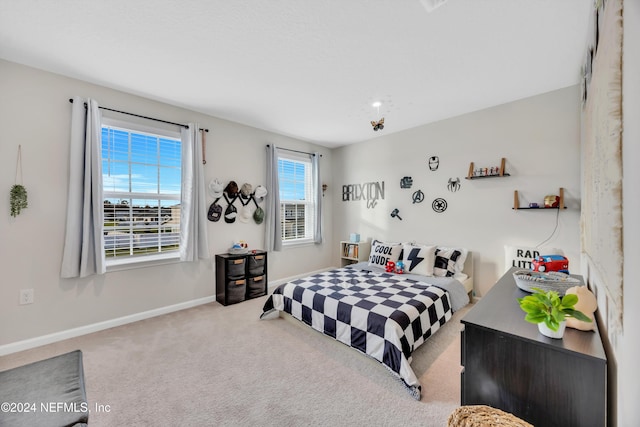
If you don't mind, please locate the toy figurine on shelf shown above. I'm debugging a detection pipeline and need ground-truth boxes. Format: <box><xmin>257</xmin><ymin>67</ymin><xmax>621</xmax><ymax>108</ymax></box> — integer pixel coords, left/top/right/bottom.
<box><xmin>385</xmin><ymin>260</ymin><xmax>396</xmax><ymax>273</ymax></box>
<box><xmin>395</xmin><ymin>261</ymin><xmax>405</xmax><ymax>274</ymax></box>
<box><xmin>544</xmin><ymin>195</ymin><xmax>560</xmax><ymax>208</ymax></box>
<box><xmin>531</xmin><ymin>255</ymin><xmax>569</xmax><ymax>274</ymax></box>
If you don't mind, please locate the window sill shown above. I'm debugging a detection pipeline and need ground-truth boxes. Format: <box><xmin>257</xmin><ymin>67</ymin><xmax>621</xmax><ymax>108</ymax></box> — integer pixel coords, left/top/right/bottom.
<box><xmin>105</xmin><ymin>252</ymin><xmax>181</xmax><ymax>273</ymax></box>
<box><xmin>282</xmin><ymin>239</ymin><xmax>317</xmax><ymax>249</ymax></box>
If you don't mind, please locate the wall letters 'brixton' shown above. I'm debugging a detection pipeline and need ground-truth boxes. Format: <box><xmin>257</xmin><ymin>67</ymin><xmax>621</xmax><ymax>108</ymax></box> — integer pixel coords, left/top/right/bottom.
<box><xmin>342</xmin><ymin>181</ymin><xmax>385</xmax><ymax>209</ymax></box>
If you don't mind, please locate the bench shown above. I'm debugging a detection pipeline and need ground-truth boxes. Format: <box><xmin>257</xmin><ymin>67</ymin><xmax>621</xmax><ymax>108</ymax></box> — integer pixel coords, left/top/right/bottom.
<box><xmin>0</xmin><ymin>350</ymin><xmax>89</xmax><ymax>426</ymax></box>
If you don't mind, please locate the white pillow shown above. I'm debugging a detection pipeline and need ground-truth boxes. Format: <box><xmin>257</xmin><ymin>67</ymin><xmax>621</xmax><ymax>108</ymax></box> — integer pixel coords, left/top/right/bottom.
<box><xmin>504</xmin><ymin>245</ymin><xmax>564</xmax><ymax>272</ymax></box>
<box><xmin>368</xmin><ymin>240</ymin><xmax>402</xmax><ymax>268</ymax></box>
<box><xmin>402</xmin><ymin>244</ymin><xmax>437</xmax><ymax>276</ymax></box>
<box><xmin>433</xmin><ymin>247</ymin><xmax>466</xmax><ymax>277</ymax></box>
<box><xmin>435</xmin><ymin>246</ymin><xmax>468</xmax><ymax>275</ymax></box>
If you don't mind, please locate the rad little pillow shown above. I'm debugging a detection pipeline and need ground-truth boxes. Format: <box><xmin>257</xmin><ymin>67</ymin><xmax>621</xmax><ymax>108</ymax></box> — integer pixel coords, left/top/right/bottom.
<box><xmin>402</xmin><ymin>244</ymin><xmax>436</xmax><ymax>276</ymax></box>
<box><xmin>504</xmin><ymin>245</ymin><xmax>564</xmax><ymax>272</ymax></box>
<box><xmin>368</xmin><ymin>240</ymin><xmax>402</xmax><ymax>268</ymax></box>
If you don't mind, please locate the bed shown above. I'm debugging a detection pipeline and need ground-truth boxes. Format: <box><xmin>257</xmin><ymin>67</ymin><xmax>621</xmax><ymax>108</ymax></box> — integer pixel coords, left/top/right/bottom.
<box><xmin>260</xmin><ymin>243</ymin><xmax>473</xmax><ymax>399</ymax></box>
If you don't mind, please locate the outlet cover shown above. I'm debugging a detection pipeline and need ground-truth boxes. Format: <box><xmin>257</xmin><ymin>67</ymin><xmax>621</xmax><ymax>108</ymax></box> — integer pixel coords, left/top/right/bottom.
<box><xmin>20</xmin><ymin>289</ymin><xmax>34</xmax><ymax>305</ymax></box>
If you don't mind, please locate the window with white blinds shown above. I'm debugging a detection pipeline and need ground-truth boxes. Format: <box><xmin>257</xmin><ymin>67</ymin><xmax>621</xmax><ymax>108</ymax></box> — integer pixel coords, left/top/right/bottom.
<box><xmin>101</xmin><ymin>118</ymin><xmax>182</xmax><ymax>264</ymax></box>
<box><xmin>277</xmin><ymin>152</ymin><xmax>316</xmax><ymax>244</ymax></box>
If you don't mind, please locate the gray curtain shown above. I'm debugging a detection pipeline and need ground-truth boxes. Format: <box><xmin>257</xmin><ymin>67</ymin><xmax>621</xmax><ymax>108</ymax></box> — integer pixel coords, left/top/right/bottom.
<box><xmin>265</xmin><ymin>145</ymin><xmax>282</xmax><ymax>252</ymax></box>
<box><xmin>312</xmin><ymin>152</ymin><xmax>323</xmax><ymax>244</ymax></box>
<box><xmin>60</xmin><ymin>97</ymin><xmax>105</xmax><ymax>278</ymax></box>
<box><xmin>179</xmin><ymin>124</ymin><xmax>210</xmax><ymax>261</ymax></box>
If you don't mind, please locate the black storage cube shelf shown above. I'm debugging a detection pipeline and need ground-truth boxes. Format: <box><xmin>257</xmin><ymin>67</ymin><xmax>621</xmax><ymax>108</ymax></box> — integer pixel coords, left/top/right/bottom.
<box><xmin>215</xmin><ymin>251</ymin><xmax>268</xmax><ymax>306</ymax></box>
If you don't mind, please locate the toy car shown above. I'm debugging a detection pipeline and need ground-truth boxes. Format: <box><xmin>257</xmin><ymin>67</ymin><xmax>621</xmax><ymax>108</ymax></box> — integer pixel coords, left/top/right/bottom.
<box><xmin>531</xmin><ymin>255</ymin><xmax>569</xmax><ymax>274</ymax></box>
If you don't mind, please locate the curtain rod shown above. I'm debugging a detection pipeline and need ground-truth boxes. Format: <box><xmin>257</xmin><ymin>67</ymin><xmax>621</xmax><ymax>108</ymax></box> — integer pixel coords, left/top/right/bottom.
<box><xmin>68</xmin><ymin>98</ymin><xmax>209</xmax><ymax>132</ymax></box>
<box><xmin>267</xmin><ymin>145</ymin><xmax>322</xmax><ymax>157</ymax></box>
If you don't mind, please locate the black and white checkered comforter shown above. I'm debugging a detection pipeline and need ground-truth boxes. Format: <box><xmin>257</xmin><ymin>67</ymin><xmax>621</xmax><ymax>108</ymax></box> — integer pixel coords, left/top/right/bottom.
<box><xmin>260</xmin><ymin>267</ymin><xmax>453</xmax><ymax>399</ymax></box>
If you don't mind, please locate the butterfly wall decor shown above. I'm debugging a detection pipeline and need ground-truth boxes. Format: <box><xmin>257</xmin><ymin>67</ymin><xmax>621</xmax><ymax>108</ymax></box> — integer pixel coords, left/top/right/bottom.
<box><xmin>371</xmin><ymin>117</ymin><xmax>384</xmax><ymax>131</ymax></box>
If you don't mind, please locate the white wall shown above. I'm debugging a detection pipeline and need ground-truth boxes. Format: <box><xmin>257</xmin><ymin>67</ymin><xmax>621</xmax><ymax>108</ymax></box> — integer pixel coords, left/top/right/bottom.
<box><xmin>616</xmin><ymin>1</ymin><xmax>639</xmax><ymax>425</ymax></box>
<box><xmin>0</xmin><ymin>59</ymin><xmax>334</xmax><ymax>348</ymax></box>
<box><xmin>332</xmin><ymin>86</ymin><xmax>582</xmax><ymax>296</ymax></box>
<box><xmin>575</xmin><ymin>2</ymin><xmax>639</xmax><ymax>425</ymax></box>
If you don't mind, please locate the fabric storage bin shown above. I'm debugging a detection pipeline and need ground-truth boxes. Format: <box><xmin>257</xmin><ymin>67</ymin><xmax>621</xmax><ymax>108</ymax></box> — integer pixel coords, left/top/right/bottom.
<box><xmin>247</xmin><ymin>275</ymin><xmax>266</xmax><ymax>298</ymax></box>
<box><xmin>248</xmin><ymin>255</ymin><xmax>266</xmax><ymax>275</ymax></box>
<box><xmin>227</xmin><ymin>258</ymin><xmax>246</xmax><ymax>279</ymax></box>
<box><xmin>227</xmin><ymin>279</ymin><xmax>246</xmax><ymax>304</ymax></box>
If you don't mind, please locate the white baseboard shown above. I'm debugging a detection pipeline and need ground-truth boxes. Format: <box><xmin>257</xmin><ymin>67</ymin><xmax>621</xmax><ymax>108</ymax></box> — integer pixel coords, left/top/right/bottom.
<box><xmin>2</xmin><ymin>267</ymin><xmax>338</xmax><ymax>356</ymax></box>
<box><xmin>0</xmin><ymin>296</ymin><xmax>216</xmax><ymax>356</ymax></box>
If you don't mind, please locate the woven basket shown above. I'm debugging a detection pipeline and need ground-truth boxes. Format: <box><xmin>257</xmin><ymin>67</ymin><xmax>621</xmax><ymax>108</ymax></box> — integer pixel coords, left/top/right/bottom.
<box><xmin>513</xmin><ymin>270</ymin><xmax>581</xmax><ymax>295</ymax></box>
<box><xmin>447</xmin><ymin>405</ymin><xmax>533</xmax><ymax>427</ymax></box>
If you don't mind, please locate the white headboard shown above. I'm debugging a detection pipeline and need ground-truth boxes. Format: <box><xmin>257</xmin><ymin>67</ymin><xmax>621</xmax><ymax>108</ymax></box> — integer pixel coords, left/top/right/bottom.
<box><xmin>461</xmin><ymin>251</ymin><xmax>474</xmax><ymax>297</ymax></box>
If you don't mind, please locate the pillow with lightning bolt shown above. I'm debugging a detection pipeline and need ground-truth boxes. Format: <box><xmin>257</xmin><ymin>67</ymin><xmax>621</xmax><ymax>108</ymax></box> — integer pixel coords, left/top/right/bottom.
<box><xmin>402</xmin><ymin>244</ymin><xmax>437</xmax><ymax>276</ymax></box>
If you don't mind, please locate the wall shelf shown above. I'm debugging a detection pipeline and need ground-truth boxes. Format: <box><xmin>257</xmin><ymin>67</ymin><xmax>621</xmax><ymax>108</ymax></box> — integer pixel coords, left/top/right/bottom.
<box><xmin>513</xmin><ymin>188</ymin><xmax>566</xmax><ymax>210</ymax></box>
<box><xmin>466</xmin><ymin>157</ymin><xmax>510</xmax><ymax>179</ymax></box>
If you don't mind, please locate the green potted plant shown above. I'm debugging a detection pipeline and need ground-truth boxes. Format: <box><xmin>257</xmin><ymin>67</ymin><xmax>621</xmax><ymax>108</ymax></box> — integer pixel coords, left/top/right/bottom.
<box><xmin>10</xmin><ymin>184</ymin><xmax>28</xmax><ymax>217</ymax></box>
<box><xmin>11</xmin><ymin>145</ymin><xmax>28</xmax><ymax>217</ymax></box>
<box><xmin>518</xmin><ymin>287</ymin><xmax>592</xmax><ymax>339</ymax></box>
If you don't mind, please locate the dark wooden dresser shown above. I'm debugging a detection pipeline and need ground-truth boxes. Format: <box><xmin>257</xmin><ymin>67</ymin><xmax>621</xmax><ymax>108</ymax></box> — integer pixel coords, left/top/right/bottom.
<box><xmin>460</xmin><ymin>267</ymin><xmax>607</xmax><ymax>426</ymax></box>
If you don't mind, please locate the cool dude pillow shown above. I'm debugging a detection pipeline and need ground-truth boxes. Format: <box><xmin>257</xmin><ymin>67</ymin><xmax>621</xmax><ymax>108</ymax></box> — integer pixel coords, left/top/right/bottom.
<box><xmin>368</xmin><ymin>240</ymin><xmax>402</xmax><ymax>268</ymax></box>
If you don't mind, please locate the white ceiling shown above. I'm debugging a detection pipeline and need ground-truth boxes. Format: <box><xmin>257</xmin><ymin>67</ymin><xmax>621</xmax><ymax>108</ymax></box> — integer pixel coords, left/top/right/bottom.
<box><xmin>0</xmin><ymin>0</ymin><xmax>592</xmax><ymax>148</ymax></box>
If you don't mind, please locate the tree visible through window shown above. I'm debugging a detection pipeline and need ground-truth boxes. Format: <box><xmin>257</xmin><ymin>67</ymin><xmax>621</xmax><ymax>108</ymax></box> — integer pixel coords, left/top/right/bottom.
<box><xmin>101</xmin><ymin>120</ymin><xmax>182</xmax><ymax>262</ymax></box>
<box><xmin>278</xmin><ymin>153</ymin><xmax>315</xmax><ymax>243</ymax></box>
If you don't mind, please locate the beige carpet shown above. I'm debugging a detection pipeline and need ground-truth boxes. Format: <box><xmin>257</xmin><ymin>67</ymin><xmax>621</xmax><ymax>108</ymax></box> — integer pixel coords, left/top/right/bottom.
<box><xmin>0</xmin><ymin>296</ymin><xmax>472</xmax><ymax>426</ymax></box>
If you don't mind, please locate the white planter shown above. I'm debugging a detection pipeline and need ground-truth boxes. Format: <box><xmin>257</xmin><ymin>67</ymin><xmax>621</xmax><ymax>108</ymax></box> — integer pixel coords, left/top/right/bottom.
<box><xmin>538</xmin><ymin>320</ymin><xmax>566</xmax><ymax>339</ymax></box>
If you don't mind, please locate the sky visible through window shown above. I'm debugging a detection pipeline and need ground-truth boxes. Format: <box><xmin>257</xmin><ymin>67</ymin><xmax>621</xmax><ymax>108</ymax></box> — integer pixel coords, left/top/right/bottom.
<box><xmin>102</xmin><ymin>127</ymin><xmax>181</xmax><ymax>206</ymax></box>
<box><xmin>278</xmin><ymin>159</ymin><xmax>306</xmax><ymax>201</ymax></box>
<box><xmin>102</xmin><ymin>128</ymin><xmax>306</xmax><ymax>205</ymax></box>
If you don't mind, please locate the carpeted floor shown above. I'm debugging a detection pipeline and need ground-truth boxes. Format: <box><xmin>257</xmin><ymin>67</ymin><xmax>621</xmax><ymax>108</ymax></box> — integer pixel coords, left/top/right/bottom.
<box><xmin>0</xmin><ymin>295</ymin><xmax>472</xmax><ymax>426</ymax></box>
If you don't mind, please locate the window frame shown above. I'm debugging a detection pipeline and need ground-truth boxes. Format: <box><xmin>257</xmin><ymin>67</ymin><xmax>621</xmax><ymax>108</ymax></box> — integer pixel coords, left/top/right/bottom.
<box><xmin>100</xmin><ymin>116</ymin><xmax>183</xmax><ymax>270</ymax></box>
<box><xmin>277</xmin><ymin>151</ymin><xmax>317</xmax><ymax>247</ymax></box>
